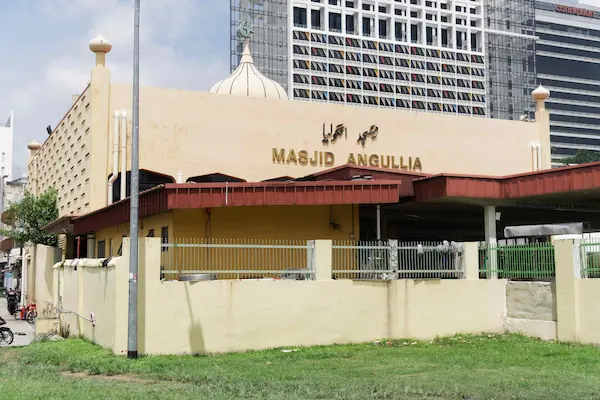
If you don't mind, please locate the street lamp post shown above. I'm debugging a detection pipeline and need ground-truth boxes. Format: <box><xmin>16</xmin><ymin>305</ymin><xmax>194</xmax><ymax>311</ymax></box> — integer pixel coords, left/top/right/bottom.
<box><xmin>127</xmin><ymin>0</ymin><xmax>141</xmax><ymax>359</ymax></box>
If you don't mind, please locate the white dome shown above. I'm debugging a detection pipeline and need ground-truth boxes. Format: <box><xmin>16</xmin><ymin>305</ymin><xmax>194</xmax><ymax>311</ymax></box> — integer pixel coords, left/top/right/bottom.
<box><xmin>210</xmin><ymin>40</ymin><xmax>288</xmax><ymax>100</ymax></box>
<box><xmin>89</xmin><ymin>34</ymin><xmax>112</xmax><ymax>53</ymax></box>
<box><xmin>532</xmin><ymin>85</ymin><xmax>550</xmax><ymax>101</ymax></box>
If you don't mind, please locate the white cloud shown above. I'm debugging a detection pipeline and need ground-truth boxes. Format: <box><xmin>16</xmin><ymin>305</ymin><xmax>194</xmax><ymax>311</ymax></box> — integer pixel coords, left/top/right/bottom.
<box><xmin>0</xmin><ymin>0</ymin><xmax>228</xmax><ymax>177</ymax></box>
<box><xmin>576</xmin><ymin>0</ymin><xmax>600</xmax><ymax>7</ymax></box>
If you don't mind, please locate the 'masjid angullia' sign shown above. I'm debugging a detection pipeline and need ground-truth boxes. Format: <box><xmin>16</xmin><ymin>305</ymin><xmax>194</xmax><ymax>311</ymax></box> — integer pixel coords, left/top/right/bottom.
<box><xmin>272</xmin><ymin>149</ymin><xmax>423</xmax><ymax>172</ymax></box>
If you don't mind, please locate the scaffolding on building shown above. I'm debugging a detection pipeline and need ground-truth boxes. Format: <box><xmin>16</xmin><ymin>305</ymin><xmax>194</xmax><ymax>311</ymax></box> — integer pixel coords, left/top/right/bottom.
<box><xmin>230</xmin><ymin>0</ymin><xmax>289</xmax><ymax>91</ymax></box>
<box><xmin>485</xmin><ymin>0</ymin><xmax>537</xmax><ymax>120</ymax></box>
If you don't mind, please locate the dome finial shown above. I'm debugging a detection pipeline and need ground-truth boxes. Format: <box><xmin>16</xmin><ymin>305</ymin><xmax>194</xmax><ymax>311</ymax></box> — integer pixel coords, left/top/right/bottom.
<box><xmin>89</xmin><ymin>34</ymin><xmax>112</xmax><ymax>67</ymax></box>
<box><xmin>532</xmin><ymin>84</ymin><xmax>550</xmax><ymax>101</ymax></box>
<box><xmin>208</xmin><ymin>22</ymin><xmax>288</xmax><ymax>100</ymax></box>
<box><xmin>238</xmin><ymin>21</ymin><xmax>254</xmax><ymax>64</ymax></box>
<box><xmin>532</xmin><ymin>84</ymin><xmax>550</xmax><ymax>112</ymax></box>
<box><xmin>237</xmin><ymin>20</ymin><xmax>254</xmax><ymax>40</ymax></box>
<box><xmin>238</xmin><ymin>38</ymin><xmax>253</xmax><ymax>64</ymax></box>
<box><xmin>27</xmin><ymin>139</ymin><xmax>41</xmax><ymax>151</ymax></box>
<box><xmin>27</xmin><ymin>139</ymin><xmax>41</xmax><ymax>159</ymax></box>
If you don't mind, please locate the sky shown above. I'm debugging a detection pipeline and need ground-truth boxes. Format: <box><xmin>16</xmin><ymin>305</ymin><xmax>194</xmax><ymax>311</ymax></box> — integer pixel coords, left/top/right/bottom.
<box><xmin>0</xmin><ymin>0</ymin><xmax>229</xmax><ymax>177</ymax></box>
<box><xmin>0</xmin><ymin>0</ymin><xmax>599</xmax><ymax>177</ymax></box>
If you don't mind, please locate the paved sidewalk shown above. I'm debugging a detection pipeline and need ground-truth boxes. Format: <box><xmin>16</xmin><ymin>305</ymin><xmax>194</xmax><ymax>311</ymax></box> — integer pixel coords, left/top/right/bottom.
<box><xmin>0</xmin><ymin>297</ymin><xmax>34</xmax><ymax>347</ymax></box>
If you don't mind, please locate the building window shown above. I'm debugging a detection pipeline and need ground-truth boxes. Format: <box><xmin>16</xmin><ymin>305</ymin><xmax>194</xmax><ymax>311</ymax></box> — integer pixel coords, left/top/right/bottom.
<box><xmin>147</xmin><ymin>229</ymin><xmax>155</xmax><ymax>237</ymax></box>
<box><xmin>97</xmin><ymin>240</ymin><xmax>106</xmax><ymax>258</ymax></box>
<box><xmin>329</xmin><ymin>12</ymin><xmax>342</xmax><ymax>32</ymax></box>
<box><xmin>378</xmin><ymin>19</ymin><xmax>387</xmax><ymax>38</ymax></box>
<box><xmin>109</xmin><ymin>238</ymin><xmax>113</xmax><ymax>257</ymax></box>
<box><xmin>293</xmin><ymin>7</ymin><xmax>307</xmax><ymax>27</ymax></box>
<box><xmin>161</xmin><ymin>226</ymin><xmax>169</xmax><ymax>251</ymax></box>
<box><xmin>362</xmin><ymin>17</ymin><xmax>371</xmax><ymax>35</ymax></box>
<box><xmin>345</xmin><ymin>14</ymin><xmax>355</xmax><ymax>34</ymax></box>
<box><xmin>312</xmin><ymin>9</ymin><xmax>322</xmax><ymax>29</ymax></box>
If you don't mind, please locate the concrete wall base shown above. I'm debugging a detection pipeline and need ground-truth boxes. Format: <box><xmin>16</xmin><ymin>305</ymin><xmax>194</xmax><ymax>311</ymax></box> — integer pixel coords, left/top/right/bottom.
<box><xmin>503</xmin><ymin>317</ymin><xmax>557</xmax><ymax>341</ymax></box>
<box><xmin>35</xmin><ymin>318</ymin><xmax>60</xmax><ymax>336</ymax></box>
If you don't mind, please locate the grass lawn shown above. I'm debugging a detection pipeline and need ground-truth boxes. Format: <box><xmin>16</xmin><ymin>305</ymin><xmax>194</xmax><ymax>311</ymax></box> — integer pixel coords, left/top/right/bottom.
<box><xmin>1</xmin><ymin>334</ymin><xmax>600</xmax><ymax>399</ymax></box>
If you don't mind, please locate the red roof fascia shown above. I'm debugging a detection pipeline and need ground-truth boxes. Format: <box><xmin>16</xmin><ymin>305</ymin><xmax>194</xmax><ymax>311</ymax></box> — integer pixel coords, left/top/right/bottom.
<box><xmin>164</xmin><ymin>181</ymin><xmax>404</xmax><ymax>208</ymax></box>
<box><xmin>73</xmin><ymin>187</ymin><xmax>168</xmax><ymax>235</ymax></box>
<box><xmin>73</xmin><ymin>180</ymin><xmax>403</xmax><ymax>235</ymax></box>
<box><xmin>413</xmin><ymin>162</ymin><xmax>600</xmax><ymax>201</ymax></box>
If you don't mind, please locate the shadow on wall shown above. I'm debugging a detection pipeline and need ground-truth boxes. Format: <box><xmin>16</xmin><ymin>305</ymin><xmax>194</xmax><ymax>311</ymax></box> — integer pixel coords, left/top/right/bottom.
<box><xmin>185</xmin><ymin>283</ymin><xmax>206</xmax><ymax>355</ymax></box>
<box><xmin>189</xmin><ymin>321</ymin><xmax>206</xmax><ymax>356</ymax></box>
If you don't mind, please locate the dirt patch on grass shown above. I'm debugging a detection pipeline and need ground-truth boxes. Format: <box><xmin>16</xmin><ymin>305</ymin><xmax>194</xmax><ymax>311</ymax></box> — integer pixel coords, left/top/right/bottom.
<box><xmin>61</xmin><ymin>371</ymin><xmax>153</xmax><ymax>384</ymax></box>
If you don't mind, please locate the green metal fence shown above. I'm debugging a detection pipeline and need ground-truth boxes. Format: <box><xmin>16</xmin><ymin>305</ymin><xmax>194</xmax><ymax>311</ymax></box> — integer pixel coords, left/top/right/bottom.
<box><xmin>478</xmin><ymin>242</ymin><xmax>555</xmax><ymax>281</ymax></box>
<box><xmin>579</xmin><ymin>240</ymin><xmax>600</xmax><ymax>278</ymax></box>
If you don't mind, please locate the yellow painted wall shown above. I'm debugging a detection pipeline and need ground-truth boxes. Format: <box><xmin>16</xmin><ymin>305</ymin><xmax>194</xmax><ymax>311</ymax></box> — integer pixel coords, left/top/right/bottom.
<box><xmin>172</xmin><ymin>205</ymin><xmax>359</xmax><ymax>240</ymax></box>
<box><xmin>107</xmin><ymin>85</ymin><xmax>547</xmax><ymax>185</ymax></box>
<box><xmin>138</xmin><ymin>238</ymin><xmax>507</xmax><ymax>354</ymax></box>
<box><xmin>553</xmin><ymin>240</ymin><xmax>600</xmax><ymax>345</ymax></box>
<box><xmin>52</xmin><ymin>257</ymin><xmax>128</xmax><ymax>354</ymax></box>
<box><xmin>94</xmin><ymin>205</ymin><xmax>357</xmax><ymax>257</ymax></box>
<box><xmin>33</xmin><ymin>245</ymin><xmax>61</xmax><ymax>305</ymax></box>
<box><xmin>38</xmin><ymin>237</ymin><xmax>600</xmax><ymax>356</ymax></box>
<box><xmin>94</xmin><ymin>212</ymin><xmax>174</xmax><ymax>258</ymax></box>
<box><xmin>574</xmin><ymin>279</ymin><xmax>600</xmax><ymax>344</ymax></box>
<box><xmin>94</xmin><ymin>205</ymin><xmax>358</xmax><ymax>279</ymax></box>
<box><xmin>58</xmin><ymin>266</ymin><xmax>80</xmax><ymax>338</ymax></box>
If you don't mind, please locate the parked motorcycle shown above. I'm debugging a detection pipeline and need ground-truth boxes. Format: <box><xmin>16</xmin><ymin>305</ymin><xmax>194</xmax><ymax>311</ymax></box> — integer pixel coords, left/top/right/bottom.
<box><xmin>5</xmin><ymin>289</ymin><xmax>18</xmax><ymax>316</ymax></box>
<box><xmin>0</xmin><ymin>316</ymin><xmax>14</xmax><ymax>345</ymax></box>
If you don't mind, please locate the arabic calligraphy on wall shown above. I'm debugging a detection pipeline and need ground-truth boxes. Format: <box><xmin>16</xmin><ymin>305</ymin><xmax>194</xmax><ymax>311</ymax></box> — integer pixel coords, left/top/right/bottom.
<box><xmin>322</xmin><ymin>123</ymin><xmax>379</xmax><ymax>147</ymax></box>
<box><xmin>272</xmin><ymin>123</ymin><xmax>422</xmax><ymax>171</ymax></box>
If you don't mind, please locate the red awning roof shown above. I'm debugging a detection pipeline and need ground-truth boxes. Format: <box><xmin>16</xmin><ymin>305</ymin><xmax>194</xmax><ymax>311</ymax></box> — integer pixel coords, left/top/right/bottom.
<box><xmin>69</xmin><ymin>162</ymin><xmax>600</xmax><ymax>235</ymax></box>
<box><xmin>413</xmin><ymin>161</ymin><xmax>600</xmax><ymax>201</ymax></box>
<box><xmin>72</xmin><ymin>180</ymin><xmax>404</xmax><ymax>235</ymax></box>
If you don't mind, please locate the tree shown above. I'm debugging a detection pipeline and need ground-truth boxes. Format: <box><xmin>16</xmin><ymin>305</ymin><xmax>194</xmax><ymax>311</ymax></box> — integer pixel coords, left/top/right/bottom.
<box><xmin>562</xmin><ymin>150</ymin><xmax>600</xmax><ymax>165</ymax></box>
<box><xmin>1</xmin><ymin>188</ymin><xmax>59</xmax><ymax>247</ymax></box>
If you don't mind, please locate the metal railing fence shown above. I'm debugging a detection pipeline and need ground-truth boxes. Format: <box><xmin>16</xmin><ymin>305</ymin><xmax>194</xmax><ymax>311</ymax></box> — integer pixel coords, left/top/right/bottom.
<box><xmin>332</xmin><ymin>240</ymin><xmax>463</xmax><ymax>280</ymax></box>
<box><xmin>160</xmin><ymin>239</ymin><xmax>312</xmax><ymax>281</ymax></box>
<box><xmin>579</xmin><ymin>239</ymin><xmax>600</xmax><ymax>278</ymax></box>
<box><xmin>478</xmin><ymin>242</ymin><xmax>555</xmax><ymax>281</ymax></box>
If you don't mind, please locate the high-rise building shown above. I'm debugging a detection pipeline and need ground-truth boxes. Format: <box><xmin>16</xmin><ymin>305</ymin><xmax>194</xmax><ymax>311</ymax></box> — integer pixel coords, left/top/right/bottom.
<box><xmin>486</xmin><ymin>0</ymin><xmax>537</xmax><ymax>121</ymax></box>
<box><xmin>535</xmin><ymin>1</ymin><xmax>600</xmax><ymax>165</ymax></box>
<box><xmin>0</xmin><ymin>111</ymin><xmax>14</xmax><ymax>181</ymax></box>
<box><xmin>232</xmin><ymin>0</ymin><xmax>488</xmax><ymax>117</ymax></box>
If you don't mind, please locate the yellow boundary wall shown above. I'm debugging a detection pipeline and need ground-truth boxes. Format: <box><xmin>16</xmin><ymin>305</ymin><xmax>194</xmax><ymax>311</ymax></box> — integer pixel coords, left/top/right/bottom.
<box><xmin>31</xmin><ymin>238</ymin><xmax>600</xmax><ymax>355</ymax></box>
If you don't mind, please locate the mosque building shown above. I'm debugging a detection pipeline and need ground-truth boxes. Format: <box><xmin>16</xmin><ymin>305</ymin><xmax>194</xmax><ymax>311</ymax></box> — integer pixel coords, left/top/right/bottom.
<box><xmin>27</xmin><ymin>29</ymin><xmax>600</xmax><ymax>259</ymax></box>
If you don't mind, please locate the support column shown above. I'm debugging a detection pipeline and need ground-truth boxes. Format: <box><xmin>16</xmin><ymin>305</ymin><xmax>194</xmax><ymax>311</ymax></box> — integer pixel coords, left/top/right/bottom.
<box><xmin>462</xmin><ymin>242</ymin><xmax>480</xmax><ymax>280</ymax></box>
<box><xmin>86</xmin><ymin>234</ymin><xmax>95</xmax><ymax>258</ymax></box>
<box><xmin>554</xmin><ymin>239</ymin><xmax>579</xmax><ymax>342</ymax></box>
<box><xmin>376</xmin><ymin>205</ymin><xmax>382</xmax><ymax>241</ymax></box>
<box><xmin>484</xmin><ymin>205</ymin><xmax>498</xmax><ymax>279</ymax></box>
<box><xmin>312</xmin><ymin>240</ymin><xmax>332</xmax><ymax>281</ymax></box>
